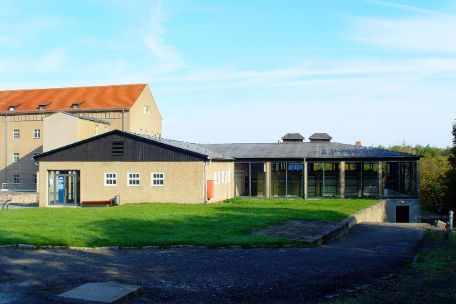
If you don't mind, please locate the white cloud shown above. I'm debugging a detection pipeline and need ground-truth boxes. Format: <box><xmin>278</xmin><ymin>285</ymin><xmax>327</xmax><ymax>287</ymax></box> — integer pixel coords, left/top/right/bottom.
<box><xmin>346</xmin><ymin>2</ymin><xmax>456</xmax><ymax>53</ymax></box>
<box><xmin>142</xmin><ymin>1</ymin><xmax>184</xmax><ymax>73</ymax></box>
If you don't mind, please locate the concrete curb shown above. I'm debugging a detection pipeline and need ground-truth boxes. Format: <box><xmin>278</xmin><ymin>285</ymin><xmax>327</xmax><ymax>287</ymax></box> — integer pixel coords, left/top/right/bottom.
<box><xmin>306</xmin><ymin>201</ymin><xmax>388</xmax><ymax>246</ymax></box>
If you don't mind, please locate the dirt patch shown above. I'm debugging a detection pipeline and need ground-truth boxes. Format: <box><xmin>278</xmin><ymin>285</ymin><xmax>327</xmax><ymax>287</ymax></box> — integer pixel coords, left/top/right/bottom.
<box><xmin>253</xmin><ymin>220</ymin><xmax>343</xmax><ymax>243</ymax></box>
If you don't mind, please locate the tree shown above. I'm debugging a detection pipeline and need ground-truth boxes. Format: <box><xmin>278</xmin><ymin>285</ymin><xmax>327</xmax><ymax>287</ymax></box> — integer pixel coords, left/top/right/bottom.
<box><xmin>445</xmin><ymin>120</ymin><xmax>456</xmax><ymax>212</ymax></box>
<box><xmin>420</xmin><ymin>155</ymin><xmax>450</xmax><ymax>215</ymax></box>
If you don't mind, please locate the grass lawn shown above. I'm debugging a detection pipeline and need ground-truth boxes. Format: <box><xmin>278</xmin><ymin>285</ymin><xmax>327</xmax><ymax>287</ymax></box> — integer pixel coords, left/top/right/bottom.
<box><xmin>0</xmin><ymin>198</ymin><xmax>376</xmax><ymax>247</ymax></box>
<box><xmin>323</xmin><ymin>231</ymin><xmax>456</xmax><ymax>304</ymax></box>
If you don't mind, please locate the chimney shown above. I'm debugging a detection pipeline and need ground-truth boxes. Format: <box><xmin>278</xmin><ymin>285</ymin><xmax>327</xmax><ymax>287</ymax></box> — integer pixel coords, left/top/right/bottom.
<box><xmin>355</xmin><ymin>140</ymin><xmax>362</xmax><ymax>147</ymax></box>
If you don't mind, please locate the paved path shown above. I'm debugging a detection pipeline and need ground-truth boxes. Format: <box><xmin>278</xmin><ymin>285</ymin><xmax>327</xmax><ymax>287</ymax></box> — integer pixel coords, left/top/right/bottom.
<box><xmin>0</xmin><ymin>223</ymin><xmax>426</xmax><ymax>303</ymax></box>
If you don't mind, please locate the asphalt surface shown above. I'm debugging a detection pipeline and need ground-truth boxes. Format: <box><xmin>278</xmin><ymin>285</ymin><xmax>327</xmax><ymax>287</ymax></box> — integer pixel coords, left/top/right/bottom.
<box><xmin>0</xmin><ymin>223</ymin><xmax>426</xmax><ymax>303</ymax></box>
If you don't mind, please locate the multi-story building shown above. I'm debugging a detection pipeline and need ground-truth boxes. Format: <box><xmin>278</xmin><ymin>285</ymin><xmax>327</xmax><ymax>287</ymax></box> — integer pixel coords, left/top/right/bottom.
<box><xmin>0</xmin><ymin>84</ymin><xmax>162</xmax><ymax>191</ymax></box>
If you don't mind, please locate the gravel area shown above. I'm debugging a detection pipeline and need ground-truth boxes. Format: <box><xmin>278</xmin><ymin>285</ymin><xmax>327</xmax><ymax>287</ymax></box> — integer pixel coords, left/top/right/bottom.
<box><xmin>0</xmin><ymin>223</ymin><xmax>426</xmax><ymax>303</ymax></box>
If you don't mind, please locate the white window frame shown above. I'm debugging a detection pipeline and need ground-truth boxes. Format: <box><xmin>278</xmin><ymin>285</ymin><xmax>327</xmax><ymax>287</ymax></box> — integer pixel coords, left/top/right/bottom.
<box><xmin>127</xmin><ymin>172</ymin><xmax>141</xmax><ymax>186</ymax></box>
<box><xmin>12</xmin><ymin>175</ymin><xmax>20</xmax><ymax>184</ymax></box>
<box><xmin>12</xmin><ymin>153</ymin><xmax>19</xmax><ymax>162</ymax></box>
<box><xmin>13</xmin><ymin>129</ymin><xmax>20</xmax><ymax>139</ymax></box>
<box><xmin>151</xmin><ymin>172</ymin><xmax>165</xmax><ymax>187</ymax></box>
<box><xmin>104</xmin><ymin>172</ymin><xmax>117</xmax><ymax>186</ymax></box>
<box><xmin>33</xmin><ymin>128</ymin><xmax>40</xmax><ymax>139</ymax></box>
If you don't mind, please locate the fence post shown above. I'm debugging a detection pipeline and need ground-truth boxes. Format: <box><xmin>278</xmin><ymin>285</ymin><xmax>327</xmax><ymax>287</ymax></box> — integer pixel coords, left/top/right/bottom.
<box><xmin>449</xmin><ymin>210</ymin><xmax>454</xmax><ymax>232</ymax></box>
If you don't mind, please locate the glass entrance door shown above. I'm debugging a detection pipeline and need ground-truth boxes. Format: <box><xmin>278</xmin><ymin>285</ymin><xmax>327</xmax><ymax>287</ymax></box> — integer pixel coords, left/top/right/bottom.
<box><xmin>49</xmin><ymin>170</ymin><xmax>80</xmax><ymax>206</ymax></box>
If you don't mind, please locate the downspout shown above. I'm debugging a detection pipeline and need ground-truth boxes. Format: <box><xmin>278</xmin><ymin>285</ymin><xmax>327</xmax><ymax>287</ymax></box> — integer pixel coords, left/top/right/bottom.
<box><xmin>4</xmin><ymin>114</ymin><xmax>7</xmax><ymax>187</ymax></box>
<box><xmin>121</xmin><ymin>110</ymin><xmax>125</xmax><ymax>131</ymax></box>
<box><xmin>203</xmin><ymin>159</ymin><xmax>209</xmax><ymax>203</ymax></box>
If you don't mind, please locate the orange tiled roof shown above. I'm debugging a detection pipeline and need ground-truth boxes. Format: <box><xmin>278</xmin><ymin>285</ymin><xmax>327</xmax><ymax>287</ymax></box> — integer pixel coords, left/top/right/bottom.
<box><xmin>0</xmin><ymin>84</ymin><xmax>147</xmax><ymax>113</ymax></box>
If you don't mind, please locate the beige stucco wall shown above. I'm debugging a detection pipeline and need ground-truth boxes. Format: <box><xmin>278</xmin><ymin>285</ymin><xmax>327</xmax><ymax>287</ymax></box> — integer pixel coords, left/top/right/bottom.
<box><xmin>43</xmin><ymin>113</ymin><xmax>78</xmax><ymax>152</ymax></box>
<box><xmin>206</xmin><ymin>161</ymin><xmax>235</xmax><ymax>203</ymax></box>
<box><xmin>128</xmin><ymin>85</ymin><xmax>162</xmax><ymax>135</ymax></box>
<box><xmin>0</xmin><ymin>114</ymin><xmax>45</xmax><ymax>190</ymax></box>
<box><xmin>43</xmin><ymin>113</ymin><xmax>110</xmax><ymax>152</ymax></box>
<box><xmin>76</xmin><ymin>116</ymin><xmax>110</xmax><ymax>140</ymax></box>
<box><xmin>38</xmin><ymin>161</ymin><xmax>207</xmax><ymax>206</ymax></box>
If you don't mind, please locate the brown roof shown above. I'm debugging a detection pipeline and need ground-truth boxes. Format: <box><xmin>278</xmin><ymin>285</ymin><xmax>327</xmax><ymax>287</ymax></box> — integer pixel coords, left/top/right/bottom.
<box><xmin>0</xmin><ymin>84</ymin><xmax>147</xmax><ymax>114</ymax></box>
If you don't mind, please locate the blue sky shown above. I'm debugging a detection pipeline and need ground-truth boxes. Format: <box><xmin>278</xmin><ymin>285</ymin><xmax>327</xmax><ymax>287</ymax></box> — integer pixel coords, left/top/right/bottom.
<box><xmin>1</xmin><ymin>0</ymin><xmax>455</xmax><ymax>147</ymax></box>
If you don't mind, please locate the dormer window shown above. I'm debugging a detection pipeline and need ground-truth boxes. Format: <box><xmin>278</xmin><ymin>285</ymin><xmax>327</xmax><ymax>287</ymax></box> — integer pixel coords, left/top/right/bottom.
<box><xmin>8</xmin><ymin>106</ymin><xmax>16</xmax><ymax>111</ymax></box>
<box><xmin>71</xmin><ymin>103</ymin><xmax>80</xmax><ymax>109</ymax></box>
<box><xmin>37</xmin><ymin>104</ymin><xmax>46</xmax><ymax>110</ymax></box>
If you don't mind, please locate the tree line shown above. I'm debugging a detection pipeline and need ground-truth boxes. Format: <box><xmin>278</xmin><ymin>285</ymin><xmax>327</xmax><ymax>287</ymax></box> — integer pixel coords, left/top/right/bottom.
<box><xmin>384</xmin><ymin>121</ymin><xmax>456</xmax><ymax>215</ymax></box>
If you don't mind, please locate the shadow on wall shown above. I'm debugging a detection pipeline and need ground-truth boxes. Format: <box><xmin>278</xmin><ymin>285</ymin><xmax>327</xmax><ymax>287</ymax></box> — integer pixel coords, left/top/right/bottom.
<box><xmin>0</xmin><ymin>205</ymin><xmax>350</xmax><ymax>247</ymax></box>
<box><xmin>0</xmin><ymin>147</ymin><xmax>42</xmax><ymax>191</ymax></box>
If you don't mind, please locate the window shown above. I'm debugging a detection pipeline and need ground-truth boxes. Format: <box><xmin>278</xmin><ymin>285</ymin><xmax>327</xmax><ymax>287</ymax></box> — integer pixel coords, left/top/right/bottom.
<box><xmin>33</xmin><ymin>129</ymin><xmax>40</xmax><ymax>139</ymax></box>
<box><xmin>13</xmin><ymin>153</ymin><xmax>19</xmax><ymax>162</ymax></box>
<box><xmin>127</xmin><ymin>173</ymin><xmax>140</xmax><ymax>186</ymax></box>
<box><xmin>112</xmin><ymin>141</ymin><xmax>124</xmax><ymax>156</ymax></box>
<box><xmin>33</xmin><ymin>175</ymin><xmax>37</xmax><ymax>185</ymax></box>
<box><xmin>71</xmin><ymin>103</ymin><xmax>80</xmax><ymax>109</ymax></box>
<box><xmin>143</xmin><ymin>105</ymin><xmax>151</xmax><ymax>116</ymax></box>
<box><xmin>104</xmin><ymin>173</ymin><xmax>117</xmax><ymax>186</ymax></box>
<box><xmin>8</xmin><ymin>106</ymin><xmax>16</xmax><ymax>111</ymax></box>
<box><xmin>37</xmin><ymin>104</ymin><xmax>46</xmax><ymax>110</ymax></box>
<box><xmin>151</xmin><ymin>173</ymin><xmax>165</xmax><ymax>186</ymax></box>
<box><xmin>12</xmin><ymin>175</ymin><xmax>20</xmax><ymax>184</ymax></box>
<box><xmin>13</xmin><ymin>129</ymin><xmax>20</xmax><ymax>139</ymax></box>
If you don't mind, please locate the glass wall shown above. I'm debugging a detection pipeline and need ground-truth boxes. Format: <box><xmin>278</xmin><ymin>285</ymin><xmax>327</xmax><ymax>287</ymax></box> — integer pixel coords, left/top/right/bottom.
<box><xmin>344</xmin><ymin>162</ymin><xmax>379</xmax><ymax>198</ymax></box>
<box><xmin>287</xmin><ymin>163</ymin><xmax>304</xmax><ymax>197</ymax></box>
<box><xmin>307</xmin><ymin>162</ymin><xmax>339</xmax><ymax>198</ymax></box>
<box><xmin>362</xmin><ymin>162</ymin><xmax>379</xmax><ymax>197</ymax></box>
<box><xmin>251</xmin><ymin>163</ymin><xmax>266</xmax><ymax>197</ymax></box>
<box><xmin>234</xmin><ymin>163</ymin><xmax>249</xmax><ymax>196</ymax></box>
<box><xmin>48</xmin><ymin>170</ymin><xmax>80</xmax><ymax>206</ymax></box>
<box><xmin>345</xmin><ymin>163</ymin><xmax>361</xmax><ymax>197</ymax></box>
<box><xmin>383</xmin><ymin>161</ymin><xmax>417</xmax><ymax>198</ymax></box>
<box><xmin>271</xmin><ymin>162</ymin><xmax>286</xmax><ymax>197</ymax></box>
<box><xmin>234</xmin><ymin>162</ymin><xmax>265</xmax><ymax>197</ymax></box>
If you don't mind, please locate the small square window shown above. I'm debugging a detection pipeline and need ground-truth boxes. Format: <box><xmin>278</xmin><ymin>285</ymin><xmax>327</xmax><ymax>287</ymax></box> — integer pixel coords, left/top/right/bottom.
<box><xmin>71</xmin><ymin>103</ymin><xmax>80</xmax><ymax>109</ymax></box>
<box><xmin>151</xmin><ymin>172</ymin><xmax>165</xmax><ymax>186</ymax></box>
<box><xmin>128</xmin><ymin>173</ymin><xmax>140</xmax><ymax>186</ymax></box>
<box><xmin>33</xmin><ymin>129</ymin><xmax>40</xmax><ymax>139</ymax></box>
<box><xmin>12</xmin><ymin>175</ymin><xmax>20</xmax><ymax>184</ymax></box>
<box><xmin>104</xmin><ymin>172</ymin><xmax>117</xmax><ymax>186</ymax></box>
<box><xmin>13</xmin><ymin>129</ymin><xmax>20</xmax><ymax>139</ymax></box>
<box><xmin>37</xmin><ymin>105</ymin><xmax>46</xmax><ymax>110</ymax></box>
<box><xmin>8</xmin><ymin>106</ymin><xmax>16</xmax><ymax>111</ymax></box>
<box><xmin>13</xmin><ymin>153</ymin><xmax>19</xmax><ymax>162</ymax></box>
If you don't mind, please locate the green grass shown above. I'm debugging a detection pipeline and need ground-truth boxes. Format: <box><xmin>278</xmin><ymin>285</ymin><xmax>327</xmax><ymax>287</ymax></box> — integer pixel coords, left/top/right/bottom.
<box><xmin>0</xmin><ymin>198</ymin><xmax>376</xmax><ymax>247</ymax></box>
<box><xmin>323</xmin><ymin>231</ymin><xmax>456</xmax><ymax>304</ymax></box>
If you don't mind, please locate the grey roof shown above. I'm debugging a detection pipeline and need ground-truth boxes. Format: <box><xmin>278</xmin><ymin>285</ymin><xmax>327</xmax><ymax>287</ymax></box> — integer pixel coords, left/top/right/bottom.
<box><xmin>201</xmin><ymin>142</ymin><xmax>418</xmax><ymax>160</ymax></box>
<box><xmin>61</xmin><ymin>112</ymin><xmax>110</xmax><ymax>124</ymax></box>
<box><xmin>128</xmin><ymin>132</ymin><xmax>233</xmax><ymax>160</ymax></box>
<box><xmin>282</xmin><ymin>133</ymin><xmax>304</xmax><ymax>140</ymax></box>
<box><xmin>309</xmin><ymin>133</ymin><xmax>332</xmax><ymax>141</ymax></box>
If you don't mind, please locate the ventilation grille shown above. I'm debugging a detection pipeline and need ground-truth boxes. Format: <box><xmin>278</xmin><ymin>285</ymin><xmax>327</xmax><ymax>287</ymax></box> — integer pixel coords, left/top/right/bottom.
<box><xmin>112</xmin><ymin>141</ymin><xmax>124</xmax><ymax>156</ymax></box>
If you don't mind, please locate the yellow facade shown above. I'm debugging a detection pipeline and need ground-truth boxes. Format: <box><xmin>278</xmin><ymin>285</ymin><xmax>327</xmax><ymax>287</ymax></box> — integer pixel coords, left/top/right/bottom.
<box><xmin>37</xmin><ymin>160</ymin><xmax>235</xmax><ymax>206</ymax></box>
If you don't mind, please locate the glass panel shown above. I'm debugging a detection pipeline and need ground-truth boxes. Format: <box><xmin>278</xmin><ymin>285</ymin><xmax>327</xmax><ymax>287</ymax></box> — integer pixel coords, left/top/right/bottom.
<box><xmin>308</xmin><ymin>163</ymin><xmax>323</xmax><ymax>198</ymax></box>
<box><xmin>287</xmin><ymin>163</ymin><xmax>303</xmax><ymax>197</ymax></box>
<box><xmin>383</xmin><ymin>162</ymin><xmax>417</xmax><ymax>198</ymax></box>
<box><xmin>271</xmin><ymin>162</ymin><xmax>286</xmax><ymax>197</ymax></box>
<box><xmin>345</xmin><ymin>162</ymin><xmax>361</xmax><ymax>198</ymax></box>
<box><xmin>234</xmin><ymin>163</ymin><xmax>249</xmax><ymax>196</ymax></box>
<box><xmin>251</xmin><ymin>163</ymin><xmax>265</xmax><ymax>197</ymax></box>
<box><xmin>323</xmin><ymin>163</ymin><xmax>339</xmax><ymax>197</ymax></box>
<box><xmin>362</xmin><ymin>162</ymin><xmax>379</xmax><ymax>198</ymax></box>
